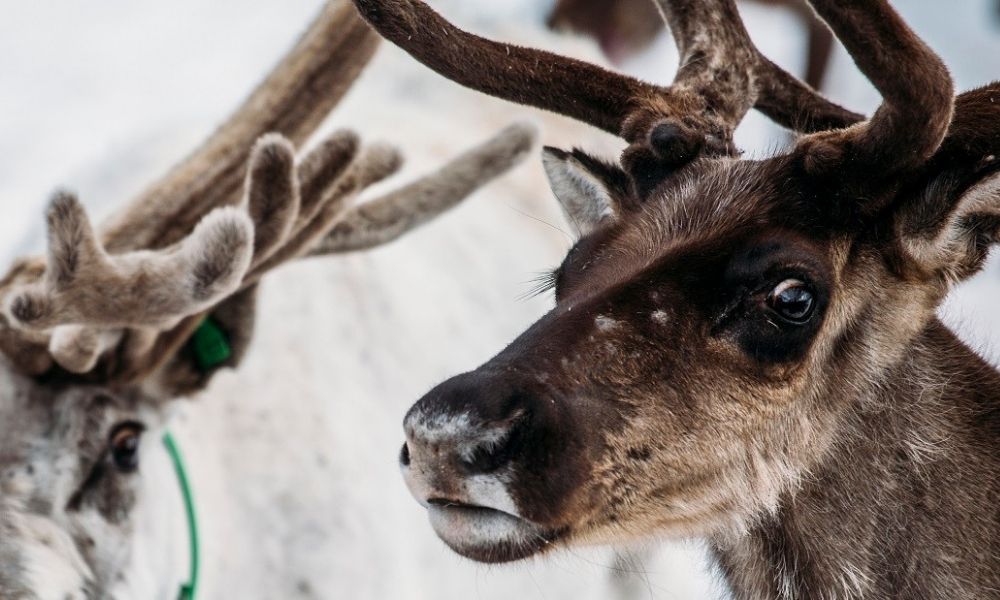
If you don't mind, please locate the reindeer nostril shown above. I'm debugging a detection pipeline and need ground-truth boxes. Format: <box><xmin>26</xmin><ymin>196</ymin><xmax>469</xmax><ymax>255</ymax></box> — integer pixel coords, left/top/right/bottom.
<box><xmin>462</xmin><ymin>414</ymin><xmax>528</xmax><ymax>475</ymax></box>
<box><xmin>399</xmin><ymin>442</ymin><xmax>411</xmax><ymax>467</ymax></box>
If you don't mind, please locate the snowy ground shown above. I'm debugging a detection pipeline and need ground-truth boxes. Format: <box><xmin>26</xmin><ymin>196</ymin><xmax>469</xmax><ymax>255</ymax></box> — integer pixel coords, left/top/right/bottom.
<box><xmin>1</xmin><ymin>1</ymin><xmax>999</xmax><ymax>599</ymax></box>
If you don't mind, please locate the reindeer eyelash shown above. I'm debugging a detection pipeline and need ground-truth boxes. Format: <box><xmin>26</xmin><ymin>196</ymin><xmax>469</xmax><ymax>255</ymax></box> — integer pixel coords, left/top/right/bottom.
<box><xmin>519</xmin><ymin>270</ymin><xmax>559</xmax><ymax>301</ymax></box>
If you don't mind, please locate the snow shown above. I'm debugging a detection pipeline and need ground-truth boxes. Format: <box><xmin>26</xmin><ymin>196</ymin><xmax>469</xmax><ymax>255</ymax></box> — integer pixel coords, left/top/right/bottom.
<box><xmin>1</xmin><ymin>1</ymin><xmax>998</xmax><ymax>598</ymax></box>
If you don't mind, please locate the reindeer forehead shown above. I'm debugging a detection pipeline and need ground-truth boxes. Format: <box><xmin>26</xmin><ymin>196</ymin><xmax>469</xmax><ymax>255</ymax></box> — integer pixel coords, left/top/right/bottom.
<box><xmin>657</xmin><ymin>158</ymin><xmax>788</xmax><ymax>230</ymax></box>
<box><xmin>0</xmin><ymin>382</ymin><xmax>135</xmax><ymax>457</ymax></box>
<box><xmin>601</xmin><ymin>158</ymin><xmax>792</xmax><ymax>270</ymax></box>
<box><xmin>0</xmin><ymin>379</ymin><xmax>54</xmax><ymax>451</ymax></box>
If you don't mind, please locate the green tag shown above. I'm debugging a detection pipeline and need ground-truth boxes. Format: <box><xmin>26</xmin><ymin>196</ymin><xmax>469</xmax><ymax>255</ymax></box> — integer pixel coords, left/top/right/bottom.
<box><xmin>191</xmin><ymin>318</ymin><xmax>232</xmax><ymax>372</ymax></box>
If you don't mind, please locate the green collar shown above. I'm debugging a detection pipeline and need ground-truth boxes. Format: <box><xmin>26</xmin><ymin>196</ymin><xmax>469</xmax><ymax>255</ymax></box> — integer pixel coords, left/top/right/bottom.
<box><xmin>163</xmin><ymin>432</ymin><xmax>200</xmax><ymax>600</ymax></box>
<box><xmin>163</xmin><ymin>316</ymin><xmax>225</xmax><ymax>599</ymax></box>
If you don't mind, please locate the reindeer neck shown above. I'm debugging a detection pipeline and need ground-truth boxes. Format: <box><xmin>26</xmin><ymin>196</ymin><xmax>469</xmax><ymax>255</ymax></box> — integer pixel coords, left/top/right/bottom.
<box><xmin>713</xmin><ymin>319</ymin><xmax>1000</xmax><ymax>600</ymax></box>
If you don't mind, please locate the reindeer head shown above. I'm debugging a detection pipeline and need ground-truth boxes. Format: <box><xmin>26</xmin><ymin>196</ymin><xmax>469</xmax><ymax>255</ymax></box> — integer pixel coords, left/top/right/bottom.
<box><xmin>0</xmin><ymin>2</ymin><xmax>535</xmax><ymax>596</ymax></box>
<box><xmin>354</xmin><ymin>0</ymin><xmax>1000</xmax><ymax>563</ymax></box>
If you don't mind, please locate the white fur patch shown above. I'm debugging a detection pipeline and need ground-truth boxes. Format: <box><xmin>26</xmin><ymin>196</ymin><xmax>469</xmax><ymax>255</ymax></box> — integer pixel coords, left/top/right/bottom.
<box><xmin>16</xmin><ymin>513</ymin><xmax>92</xmax><ymax>600</ymax></box>
<box><xmin>465</xmin><ymin>474</ymin><xmax>519</xmax><ymax>516</ymax></box>
<box><xmin>407</xmin><ymin>410</ymin><xmax>473</xmax><ymax>445</ymax></box>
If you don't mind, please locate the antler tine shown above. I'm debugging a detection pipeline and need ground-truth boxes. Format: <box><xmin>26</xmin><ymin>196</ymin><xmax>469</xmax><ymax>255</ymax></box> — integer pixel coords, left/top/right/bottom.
<box><xmin>238</xmin><ymin>129</ymin><xmax>390</xmax><ymax>270</ymax></box>
<box><xmin>100</xmin><ymin>0</ymin><xmax>380</xmax><ymax>255</ymax></box>
<box><xmin>1</xmin><ymin>191</ymin><xmax>257</xmax><ymax>374</ymax></box>
<box><xmin>654</xmin><ymin>0</ymin><xmax>757</xmax><ymax>138</ymax></box>
<box><xmin>243</xmin><ymin>142</ymin><xmax>404</xmax><ymax>284</ymax></box>
<box><xmin>297</xmin><ymin>130</ymin><xmax>363</xmax><ymax>223</ymax></box>
<box><xmin>310</xmin><ymin>122</ymin><xmax>537</xmax><ymax>255</ymax></box>
<box><xmin>31</xmin><ymin>128</ymin><xmax>382</xmax><ymax>377</ymax></box>
<box><xmin>754</xmin><ymin>60</ymin><xmax>863</xmax><ymax>133</ymax></box>
<box><xmin>352</xmin><ymin>0</ymin><xmax>860</xmax><ymax>155</ymax></box>
<box><xmin>127</xmin><ymin>123</ymin><xmax>536</xmax><ymax>391</ymax></box>
<box><xmin>100</xmin><ymin>127</ymin><xmax>383</xmax><ymax>386</ymax></box>
<box><xmin>242</xmin><ymin>134</ymin><xmax>302</xmax><ymax>264</ymax></box>
<box><xmin>652</xmin><ymin>0</ymin><xmax>861</xmax><ymax>135</ymax></box>
<box><xmin>798</xmin><ymin>1</ymin><xmax>954</xmax><ymax>180</ymax></box>
<box><xmin>0</xmin><ymin>126</ymin><xmax>353</xmax><ymax>377</ymax></box>
<box><xmin>5</xmin><ymin>192</ymin><xmax>254</xmax><ymax>334</ymax></box>
<box><xmin>0</xmin><ymin>1</ymin><xmax>380</xmax><ymax>375</ymax></box>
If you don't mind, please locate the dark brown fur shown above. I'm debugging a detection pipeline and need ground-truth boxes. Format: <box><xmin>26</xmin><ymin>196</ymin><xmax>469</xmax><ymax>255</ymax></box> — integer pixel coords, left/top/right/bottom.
<box><xmin>357</xmin><ymin>0</ymin><xmax>1000</xmax><ymax>597</ymax></box>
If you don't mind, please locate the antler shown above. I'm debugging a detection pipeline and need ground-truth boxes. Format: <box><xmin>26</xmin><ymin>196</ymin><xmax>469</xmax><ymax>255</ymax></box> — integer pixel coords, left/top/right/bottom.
<box><xmin>7</xmin><ymin>193</ymin><xmax>254</xmax><ymax>333</ymax></box>
<box><xmin>355</xmin><ymin>0</ymin><xmax>956</xmax><ymax>200</ymax></box>
<box><xmin>795</xmin><ymin>1</ymin><xmax>954</xmax><ymax>184</ymax></box>
<box><xmin>0</xmin><ymin>0</ymin><xmax>376</xmax><ymax>376</ymax></box>
<box><xmin>0</xmin><ymin>127</ymin><xmax>375</xmax><ymax>376</ymax></box>
<box><xmin>137</xmin><ymin>123</ymin><xmax>537</xmax><ymax>395</ymax></box>
<box><xmin>0</xmin><ymin>0</ymin><xmax>538</xmax><ymax>383</ymax></box>
<box><xmin>310</xmin><ymin>122</ymin><xmax>535</xmax><ymax>254</ymax></box>
<box><xmin>100</xmin><ymin>0</ymin><xmax>380</xmax><ymax>255</ymax></box>
<box><xmin>352</xmin><ymin>0</ymin><xmax>861</xmax><ymax>170</ymax></box>
<box><xmin>1</xmin><ymin>122</ymin><xmax>536</xmax><ymax>383</ymax></box>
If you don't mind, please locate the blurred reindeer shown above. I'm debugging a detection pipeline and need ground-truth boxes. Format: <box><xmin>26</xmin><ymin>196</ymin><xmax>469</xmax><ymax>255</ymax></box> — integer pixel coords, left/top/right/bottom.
<box><xmin>0</xmin><ymin>2</ymin><xmax>535</xmax><ymax>597</ymax></box>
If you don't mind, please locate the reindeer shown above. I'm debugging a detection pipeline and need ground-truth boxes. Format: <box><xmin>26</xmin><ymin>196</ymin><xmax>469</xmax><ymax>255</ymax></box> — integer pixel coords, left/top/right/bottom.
<box><xmin>0</xmin><ymin>2</ymin><xmax>536</xmax><ymax>597</ymax></box>
<box><xmin>547</xmin><ymin>0</ymin><xmax>835</xmax><ymax>91</ymax></box>
<box><xmin>352</xmin><ymin>0</ymin><xmax>1000</xmax><ymax>597</ymax></box>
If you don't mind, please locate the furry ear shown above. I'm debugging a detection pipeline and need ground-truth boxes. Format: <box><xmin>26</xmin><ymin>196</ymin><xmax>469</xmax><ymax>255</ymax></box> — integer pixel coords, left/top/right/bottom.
<box><xmin>542</xmin><ymin>147</ymin><xmax>627</xmax><ymax>237</ymax></box>
<box><xmin>148</xmin><ymin>285</ymin><xmax>260</xmax><ymax>397</ymax></box>
<box><xmin>895</xmin><ymin>86</ymin><xmax>1000</xmax><ymax>283</ymax></box>
<box><xmin>898</xmin><ymin>163</ymin><xmax>1000</xmax><ymax>281</ymax></box>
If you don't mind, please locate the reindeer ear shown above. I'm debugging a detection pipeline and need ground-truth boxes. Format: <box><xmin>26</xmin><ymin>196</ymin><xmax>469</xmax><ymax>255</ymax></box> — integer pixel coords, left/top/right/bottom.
<box><xmin>542</xmin><ymin>147</ymin><xmax>626</xmax><ymax>237</ymax></box>
<box><xmin>148</xmin><ymin>286</ymin><xmax>260</xmax><ymax>397</ymax></box>
<box><xmin>894</xmin><ymin>87</ymin><xmax>1000</xmax><ymax>282</ymax></box>
<box><xmin>898</xmin><ymin>164</ymin><xmax>1000</xmax><ymax>281</ymax></box>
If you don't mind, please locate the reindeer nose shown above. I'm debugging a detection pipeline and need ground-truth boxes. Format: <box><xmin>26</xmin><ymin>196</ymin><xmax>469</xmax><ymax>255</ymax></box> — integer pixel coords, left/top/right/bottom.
<box><xmin>400</xmin><ymin>372</ymin><xmax>531</xmax><ymax>504</ymax></box>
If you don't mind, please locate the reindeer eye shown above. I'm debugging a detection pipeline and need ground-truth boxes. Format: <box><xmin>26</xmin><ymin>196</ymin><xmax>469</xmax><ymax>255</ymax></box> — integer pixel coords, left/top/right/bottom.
<box><xmin>109</xmin><ymin>422</ymin><xmax>144</xmax><ymax>473</ymax></box>
<box><xmin>767</xmin><ymin>279</ymin><xmax>815</xmax><ymax>324</ymax></box>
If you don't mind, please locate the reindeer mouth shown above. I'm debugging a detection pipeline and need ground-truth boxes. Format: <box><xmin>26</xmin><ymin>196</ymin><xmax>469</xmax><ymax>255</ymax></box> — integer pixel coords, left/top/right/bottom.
<box><xmin>425</xmin><ymin>499</ymin><xmax>560</xmax><ymax>563</ymax></box>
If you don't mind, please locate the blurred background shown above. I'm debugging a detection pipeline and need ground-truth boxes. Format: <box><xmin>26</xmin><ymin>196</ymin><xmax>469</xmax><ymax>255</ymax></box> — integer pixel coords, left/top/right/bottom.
<box><xmin>1</xmin><ymin>1</ymin><xmax>998</xmax><ymax>598</ymax></box>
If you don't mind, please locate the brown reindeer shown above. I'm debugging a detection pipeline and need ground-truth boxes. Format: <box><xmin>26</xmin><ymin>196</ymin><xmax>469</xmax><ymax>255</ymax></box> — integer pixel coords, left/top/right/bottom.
<box><xmin>0</xmin><ymin>2</ymin><xmax>536</xmax><ymax>596</ymax></box>
<box><xmin>548</xmin><ymin>0</ymin><xmax>835</xmax><ymax>90</ymax></box>
<box><xmin>352</xmin><ymin>0</ymin><xmax>1000</xmax><ymax>597</ymax></box>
